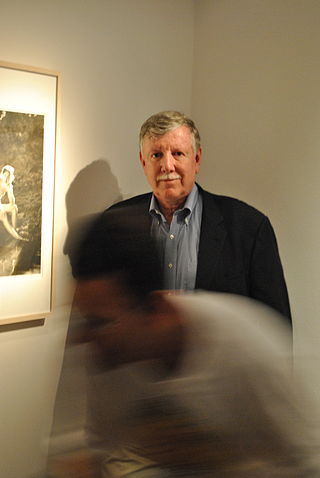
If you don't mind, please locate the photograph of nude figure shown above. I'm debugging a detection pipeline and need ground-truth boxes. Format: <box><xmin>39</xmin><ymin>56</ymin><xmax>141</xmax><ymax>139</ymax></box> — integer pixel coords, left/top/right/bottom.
<box><xmin>0</xmin><ymin>110</ymin><xmax>44</xmax><ymax>276</ymax></box>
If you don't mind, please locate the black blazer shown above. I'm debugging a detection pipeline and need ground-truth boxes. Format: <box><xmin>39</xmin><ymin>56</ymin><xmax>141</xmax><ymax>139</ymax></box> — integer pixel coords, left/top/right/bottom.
<box><xmin>110</xmin><ymin>185</ymin><xmax>291</xmax><ymax>324</ymax></box>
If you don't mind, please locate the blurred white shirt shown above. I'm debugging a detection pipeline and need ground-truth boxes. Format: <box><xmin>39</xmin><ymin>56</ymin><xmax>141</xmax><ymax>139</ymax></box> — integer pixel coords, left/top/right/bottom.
<box><xmin>48</xmin><ymin>293</ymin><xmax>320</xmax><ymax>477</ymax></box>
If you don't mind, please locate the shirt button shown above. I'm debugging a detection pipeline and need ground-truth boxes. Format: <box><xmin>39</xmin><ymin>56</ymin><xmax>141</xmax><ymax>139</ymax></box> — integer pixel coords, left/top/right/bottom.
<box><xmin>168</xmin><ymin>263</ymin><xmax>173</xmax><ymax>269</ymax></box>
<box><xmin>170</xmin><ymin>234</ymin><xmax>175</xmax><ymax>240</ymax></box>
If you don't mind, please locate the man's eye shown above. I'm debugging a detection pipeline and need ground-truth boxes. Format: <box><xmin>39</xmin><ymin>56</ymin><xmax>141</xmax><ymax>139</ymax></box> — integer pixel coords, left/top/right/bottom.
<box><xmin>151</xmin><ymin>153</ymin><xmax>162</xmax><ymax>160</ymax></box>
<box><xmin>174</xmin><ymin>152</ymin><xmax>184</xmax><ymax>158</ymax></box>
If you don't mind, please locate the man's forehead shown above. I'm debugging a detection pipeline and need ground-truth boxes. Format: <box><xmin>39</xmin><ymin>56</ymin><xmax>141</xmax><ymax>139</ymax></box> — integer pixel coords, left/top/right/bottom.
<box><xmin>143</xmin><ymin>126</ymin><xmax>193</xmax><ymax>148</ymax></box>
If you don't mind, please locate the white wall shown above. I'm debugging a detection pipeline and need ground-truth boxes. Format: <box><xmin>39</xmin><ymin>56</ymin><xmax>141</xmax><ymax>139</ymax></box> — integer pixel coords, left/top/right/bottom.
<box><xmin>0</xmin><ymin>1</ymin><xmax>194</xmax><ymax>476</ymax></box>
<box><xmin>193</xmin><ymin>0</ymin><xmax>320</xmax><ymax>373</ymax></box>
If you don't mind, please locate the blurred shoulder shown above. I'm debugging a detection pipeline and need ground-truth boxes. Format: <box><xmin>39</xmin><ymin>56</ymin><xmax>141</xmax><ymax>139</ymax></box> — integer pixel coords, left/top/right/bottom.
<box><xmin>171</xmin><ymin>291</ymin><xmax>291</xmax><ymax>351</ymax></box>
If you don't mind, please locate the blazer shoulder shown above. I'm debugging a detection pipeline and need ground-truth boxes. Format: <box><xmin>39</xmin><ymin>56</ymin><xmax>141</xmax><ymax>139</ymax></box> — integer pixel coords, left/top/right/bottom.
<box><xmin>201</xmin><ymin>188</ymin><xmax>268</xmax><ymax>224</ymax></box>
<box><xmin>107</xmin><ymin>192</ymin><xmax>152</xmax><ymax>211</ymax></box>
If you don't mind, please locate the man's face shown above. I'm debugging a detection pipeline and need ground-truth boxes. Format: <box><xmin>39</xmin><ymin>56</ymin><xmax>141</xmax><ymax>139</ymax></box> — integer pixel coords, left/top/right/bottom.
<box><xmin>75</xmin><ymin>276</ymin><xmax>144</xmax><ymax>364</ymax></box>
<box><xmin>75</xmin><ymin>277</ymin><xmax>181</xmax><ymax>366</ymax></box>
<box><xmin>139</xmin><ymin>125</ymin><xmax>202</xmax><ymax>208</ymax></box>
<box><xmin>76</xmin><ymin>276</ymin><xmax>134</xmax><ymax>325</ymax></box>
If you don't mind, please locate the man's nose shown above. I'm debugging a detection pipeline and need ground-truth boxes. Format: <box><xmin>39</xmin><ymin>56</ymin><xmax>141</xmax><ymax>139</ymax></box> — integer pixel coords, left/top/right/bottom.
<box><xmin>160</xmin><ymin>152</ymin><xmax>175</xmax><ymax>172</ymax></box>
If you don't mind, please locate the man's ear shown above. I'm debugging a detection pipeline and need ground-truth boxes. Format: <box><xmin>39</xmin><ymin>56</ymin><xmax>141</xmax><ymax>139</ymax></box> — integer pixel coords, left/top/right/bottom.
<box><xmin>195</xmin><ymin>147</ymin><xmax>202</xmax><ymax>173</ymax></box>
<box><xmin>139</xmin><ymin>151</ymin><xmax>146</xmax><ymax>167</ymax></box>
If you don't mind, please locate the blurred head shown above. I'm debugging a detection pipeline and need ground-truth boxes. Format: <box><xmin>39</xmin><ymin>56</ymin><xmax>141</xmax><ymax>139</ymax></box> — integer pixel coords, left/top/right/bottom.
<box><xmin>139</xmin><ymin>111</ymin><xmax>202</xmax><ymax>208</ymax></box>
<box><xmin>74</xmin><ymin>206</ymin><xmax>163</xmax><ymax>299</ymax></box>
<box><xmin>74</xmin><ymin>207</ymin><xmax>182</xmax><ymax>365</ymax></box>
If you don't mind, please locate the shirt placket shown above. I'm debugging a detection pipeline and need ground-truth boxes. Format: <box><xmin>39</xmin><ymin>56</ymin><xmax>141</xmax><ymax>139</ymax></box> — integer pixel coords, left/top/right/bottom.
<box><xmin>163</xmin><ymin>215</ymin><xmax>179</xmax><ymax>290</ymax></box>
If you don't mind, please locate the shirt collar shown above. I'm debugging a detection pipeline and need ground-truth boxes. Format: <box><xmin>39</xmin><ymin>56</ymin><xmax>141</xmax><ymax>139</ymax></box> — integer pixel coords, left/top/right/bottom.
<box><xmin>183</xmin><ymin>183</ymin><xmax>199</xmax><ymax>213</ymax></box>
<box><xmin>149</xmin><ymin>184</ymin><xmax>199</xmax><ymax>219</ymax></box>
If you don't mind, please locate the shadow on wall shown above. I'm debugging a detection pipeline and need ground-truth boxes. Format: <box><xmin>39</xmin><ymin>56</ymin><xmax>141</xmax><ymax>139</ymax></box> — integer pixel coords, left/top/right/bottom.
<box><xmin>47</xmin><ymin>160</ymin><xmax>122</xmax><ymax>458</ymax></box>
<box><xmin>63</xmin><ymin>158</ymin><xmax>122</xmax><ymax>272</ymax></box>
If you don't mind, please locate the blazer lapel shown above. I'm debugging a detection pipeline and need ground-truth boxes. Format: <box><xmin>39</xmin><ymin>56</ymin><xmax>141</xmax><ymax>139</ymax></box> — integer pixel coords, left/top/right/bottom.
<box><xmin>195</xmin><ymin>188</ymin><xmax>227</xmax><ymax>290</ymax></box>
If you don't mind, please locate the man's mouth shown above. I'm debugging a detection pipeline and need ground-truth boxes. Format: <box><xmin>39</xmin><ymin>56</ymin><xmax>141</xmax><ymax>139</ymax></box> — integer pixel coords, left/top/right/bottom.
<box><xmin>156</xmin><ymin>173</ymin><xmax>181</xmax><ymax>182</ymax></box>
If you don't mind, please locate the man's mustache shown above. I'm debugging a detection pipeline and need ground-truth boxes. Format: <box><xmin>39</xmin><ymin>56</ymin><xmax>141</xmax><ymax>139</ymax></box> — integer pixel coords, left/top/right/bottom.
<box><xmin>156</xmin><ymin>173</ymin><xmax>181</xmax><ymax>181</ymax></box>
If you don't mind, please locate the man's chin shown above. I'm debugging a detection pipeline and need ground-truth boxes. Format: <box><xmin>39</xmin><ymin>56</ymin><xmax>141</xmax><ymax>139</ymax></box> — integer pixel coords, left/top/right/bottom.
<box><xmin>156</xmin><ymin>188</ymin><xmax>187</xmax><ymax>206</ymax></box>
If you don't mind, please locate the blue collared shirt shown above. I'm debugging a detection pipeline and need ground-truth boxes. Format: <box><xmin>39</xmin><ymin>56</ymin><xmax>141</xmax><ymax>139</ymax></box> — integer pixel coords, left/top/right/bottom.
<box><xmin>149</xmin><ymin>184</ymin><xmax>203</xmax><ymax>290</ymax></box>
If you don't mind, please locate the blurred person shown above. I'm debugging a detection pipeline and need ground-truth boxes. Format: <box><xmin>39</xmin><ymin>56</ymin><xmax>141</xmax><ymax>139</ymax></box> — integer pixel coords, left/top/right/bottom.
<box><xmin>105</xmin><ymin>110</ymin><xmax>292</xmax><ymax>324</ymax></box>
<box><xmin>0</xmin><ymin>164</ymin><xmax>25</xmax><ymax>240</ymax></box>
<box><xmin>47</xmin><ymin>209</ymin><xmax>319</xmax><ymax>478</ymax></box>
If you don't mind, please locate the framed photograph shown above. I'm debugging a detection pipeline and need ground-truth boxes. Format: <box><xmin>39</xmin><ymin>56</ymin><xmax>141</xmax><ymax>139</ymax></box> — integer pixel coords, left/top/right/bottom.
<box><xmin>0</xmin><ymin>62</ymin><xmax>58</xmax><ymax>323</ymax></box>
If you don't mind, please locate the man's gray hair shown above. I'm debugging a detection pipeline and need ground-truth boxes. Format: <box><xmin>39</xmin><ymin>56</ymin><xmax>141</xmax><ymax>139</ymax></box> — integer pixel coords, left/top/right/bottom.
<box><xmin>139</xmin><ymin>111</ymin><xmax>201</xmax><ymax>153</ymax></box>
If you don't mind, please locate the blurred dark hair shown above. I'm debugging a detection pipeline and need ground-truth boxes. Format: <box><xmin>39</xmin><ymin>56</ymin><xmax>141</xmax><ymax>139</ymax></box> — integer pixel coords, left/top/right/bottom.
<box><xmin>73</xmin><ymin>206</ymin><xmax>163</xmax><ymax>298</ymax></box>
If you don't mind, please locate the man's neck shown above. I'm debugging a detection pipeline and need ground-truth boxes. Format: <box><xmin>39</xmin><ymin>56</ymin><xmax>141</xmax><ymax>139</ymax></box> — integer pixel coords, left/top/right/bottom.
<box><xmin>158</xmin><ymin>199</ymin><xmax>186</xmax><ymax>224</ymax></box>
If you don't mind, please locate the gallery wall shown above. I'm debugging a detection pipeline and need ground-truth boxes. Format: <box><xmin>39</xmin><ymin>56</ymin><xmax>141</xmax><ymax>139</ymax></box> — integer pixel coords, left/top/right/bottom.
<box><xmin>1</xmin><ymin>0</ymin><xmax>320</xmax><ymax>476</ymax></box>
<box><xmin>0</xmin><ymin>1</ymin><xmax>194</xmax><ymax>476</ymax></box>
<box><xmin>192</xmin><ymin>0</ymin><xmax>320</xmax><ymax>379</ymax></box>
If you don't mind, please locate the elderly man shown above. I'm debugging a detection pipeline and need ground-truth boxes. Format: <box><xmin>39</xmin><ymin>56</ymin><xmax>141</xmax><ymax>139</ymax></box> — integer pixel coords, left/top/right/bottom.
<box><xmin>110</xmin><ymin>111</ymin><xmax>291</xmax><ymax>322</ymax></box>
